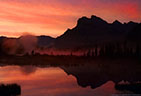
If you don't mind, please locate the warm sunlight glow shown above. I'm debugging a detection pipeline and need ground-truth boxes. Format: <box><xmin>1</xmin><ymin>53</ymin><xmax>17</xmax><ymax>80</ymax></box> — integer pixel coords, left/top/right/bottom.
<box><xmin>0</xmin><ymin>0</ymin><xmax>140</xmax><ymax>37</ymax></box>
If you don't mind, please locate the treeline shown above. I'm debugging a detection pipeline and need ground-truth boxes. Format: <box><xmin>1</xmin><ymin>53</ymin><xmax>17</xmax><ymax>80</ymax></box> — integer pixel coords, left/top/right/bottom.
<box><xmin>0</xmin><ymin>40</ymin><xmax>141</xmax><ymax>58</ymax></box>
<box><xmin>84</xmin><ymin>43</ymin><xmax>141</xmax><ymax>58</ymax></box>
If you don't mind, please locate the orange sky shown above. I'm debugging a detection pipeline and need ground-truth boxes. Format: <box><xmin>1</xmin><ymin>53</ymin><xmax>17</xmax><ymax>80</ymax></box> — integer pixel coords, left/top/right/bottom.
<box><xmin>0</xmin><ymin>0</ymin><xmax>140</xmax><ymax>37</ymax></box>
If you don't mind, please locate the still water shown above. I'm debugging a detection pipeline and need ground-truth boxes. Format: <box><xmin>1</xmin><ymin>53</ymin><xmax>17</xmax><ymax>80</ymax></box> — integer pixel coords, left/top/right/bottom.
<box><xmin>0</xmin><ymin>58</ymin><xmax>141</xmax><ymax>96</ymax></box>
<box><xmin>0</xmin><ymin>65</ymin><xmax>122</xmax><ymax>96</ymax></box>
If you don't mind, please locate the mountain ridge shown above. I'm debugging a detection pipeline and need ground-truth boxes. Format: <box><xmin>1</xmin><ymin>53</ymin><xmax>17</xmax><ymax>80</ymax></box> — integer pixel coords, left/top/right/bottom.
<box><xmin>54</xmin><ymin>15</ymin><xmax>140</xmax><ymax>49</ymax></box>
<box><xmin>0</xmin><ymin>15</ymin><xmax>140</xmax><ymax>49</ymax></box>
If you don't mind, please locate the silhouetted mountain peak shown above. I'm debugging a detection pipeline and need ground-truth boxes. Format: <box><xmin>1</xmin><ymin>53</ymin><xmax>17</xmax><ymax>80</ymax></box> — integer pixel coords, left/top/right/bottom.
<box><xmin>113</xmin><ymin>20</ymin><xmax>122</xmax><ymax>25</ymax></box>
<box><xmin>91</xmin><ymin>15</ymin><xmax>108</xmax><ymax>24</ymax></box>
<box><xmin>127</xmin><ymin>21</ymin><xmax>139</xmax><ymax>26</ymax></box>
<box><xmin>37</xmin><ymin>35</ymin><xmax>54</xmax><ymax>39</ymax></box>
<box><xmin>91</xmin><ymin>15</ymin><xmax>102</xmax><ymax>20</ymax></box>
<box><xmin>91</xmin><ymin>15</ymin><xmax>106</xmax><ymax>21</ymax></box>
<box><xmin>66</xmin><ymin>28</ymin><xmax>71</xmax><ymax>32</ymax></box>
<box><xmin>55</xmin><ymin>15</ymin><xmax>140</xmax><ymax>49</ymax></box>
<box><xmin>0</xmin><ymin>36</ymin><xmax>6</xmax><ymax>38</ymax></box>
<box><xmin>77</xmin><ymin>15</ymin><xmax>108</xmax><ymax>26</ymax></box>
<box><xmin>77</xmin><ymin>16</ymin><xmax>90</xmax><ymax>25</ymax></box>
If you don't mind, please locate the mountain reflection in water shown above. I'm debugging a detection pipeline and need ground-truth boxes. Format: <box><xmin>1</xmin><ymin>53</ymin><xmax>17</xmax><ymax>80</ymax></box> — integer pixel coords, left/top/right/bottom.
<box><xmin>0</xmin><ymin>57</ymin><xmax>140</xmax><ymax>96</ymax></box>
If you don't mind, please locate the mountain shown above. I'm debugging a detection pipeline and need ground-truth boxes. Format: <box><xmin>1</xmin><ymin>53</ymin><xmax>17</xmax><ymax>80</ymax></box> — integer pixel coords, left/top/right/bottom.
<box><xmin>55</xmin><ymin>15</ymin><xmax>111</xmax><ymax>48</ymax></box>
<box><xmin>128</xmin><ymin>23</ymin><xmax>141</xmax><ymax>43</ymax></box>
<box><xmin>0</xmin><ymin>15</ymin><xmax>140</xmax><ymax>49</ymax></box>
<box><xmin>54</xmin><ymin>15</ymin><xmax>140</xmax><ymax>49</ymax></box>
<box><xmin>37</xmin><ymin>35</ymin><xmax>54</xmax><ymax>47</ymax></box>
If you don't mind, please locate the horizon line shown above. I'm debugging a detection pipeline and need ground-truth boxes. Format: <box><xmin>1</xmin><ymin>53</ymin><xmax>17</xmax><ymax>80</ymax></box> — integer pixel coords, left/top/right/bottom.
<box><xmin>0</xmin><ymin>15</ymin><xmax>140</xmax><ymax>38</ymax></box>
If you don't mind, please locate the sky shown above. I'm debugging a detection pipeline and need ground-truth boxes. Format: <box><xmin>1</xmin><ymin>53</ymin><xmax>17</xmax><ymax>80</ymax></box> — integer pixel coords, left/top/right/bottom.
<box><xmin>0</xmin><ymin>0</ymin><xmax>140</xmax><ymax>37</ymax></box>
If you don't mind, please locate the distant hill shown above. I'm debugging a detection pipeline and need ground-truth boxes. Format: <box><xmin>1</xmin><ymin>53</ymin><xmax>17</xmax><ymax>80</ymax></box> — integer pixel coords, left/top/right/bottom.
<box><xmin>0</xmin><ymin>36</ymin><xmax>6</xmax><ymax>43</ymax></box>
<box><xmin>54</xmin><ymin>15</ymin><xmax>140</xmax><ymax>49</ymax></box>
<box><xmin>37</xmin><ymin>35</ymin><xmax>54</xmax><ymax>47</ymax></box>
<box><xmin>0</xmin><ymin>35</ymin><xmax>55</xmax><ymax>47</ymax></box>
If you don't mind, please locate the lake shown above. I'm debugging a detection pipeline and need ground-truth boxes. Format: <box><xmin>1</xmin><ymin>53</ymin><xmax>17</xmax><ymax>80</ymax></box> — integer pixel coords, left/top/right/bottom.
<box><xmin>0</xmin><ymin>56</ymin><xmax>141</xmax><ymax>96</ymax></box>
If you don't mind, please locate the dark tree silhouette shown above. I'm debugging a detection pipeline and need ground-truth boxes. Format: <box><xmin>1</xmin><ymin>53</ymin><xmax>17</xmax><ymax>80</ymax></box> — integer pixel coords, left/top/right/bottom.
<box><xmin>0</xmin><ymin>84</ymin><xmax>21</xmax><ymax>96</ymax></box>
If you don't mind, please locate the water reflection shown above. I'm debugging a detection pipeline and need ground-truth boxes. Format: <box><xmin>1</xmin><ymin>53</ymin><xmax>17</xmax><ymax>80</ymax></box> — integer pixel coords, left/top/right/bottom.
<box><xmin>61</xmin><ymin>62</ymin><xmax>141</xmax><ymax>94</ymax></box>
<box><xmin>115</xmin><ymin>83</ymin><xmax>141</xmax><ymax>94</ymax></box>
<box><xmin>0</xmin><ymin>57</ymin><xmax>141</xmax><ymax>96</ymax></box>
<box><xmin>20</xmin><ymin>65</ymin><xmax>37</xmax><ymax>75</ymax></box>
<box><xmin>61</xmin><ymin>62</ymin><xmax>141</xmax><ymax>89</ymax></box>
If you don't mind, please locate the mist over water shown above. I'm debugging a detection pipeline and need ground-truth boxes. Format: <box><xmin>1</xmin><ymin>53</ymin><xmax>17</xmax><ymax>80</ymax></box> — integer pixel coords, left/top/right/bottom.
<box><xmin>1</xmin><ymin>34</ymin><xmax>37</xmax><ymax>55</ymax></box>
<box><xmin>1</xmin><ymin>35</ymin><xmax>87</xmax><ymax>56</ymax></box>
<box><xmin>2</xmin><ymin>38</ymin><xmax>20</xmax><ymax>55</ymax></box>
<box><xmin>35</xmin><ymin>48</ymin><xmax>86</xmax><ymax>56</ymax></box>
<box><xmin>19</xmin><ymin>35</ymin><xmax>37</xmax><ymax>54</ymax></box>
